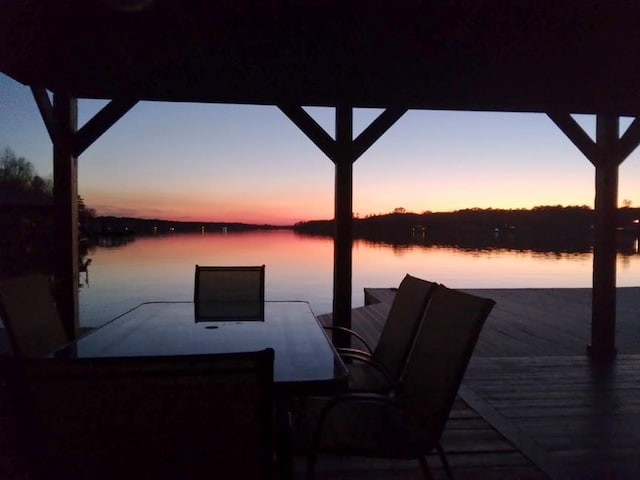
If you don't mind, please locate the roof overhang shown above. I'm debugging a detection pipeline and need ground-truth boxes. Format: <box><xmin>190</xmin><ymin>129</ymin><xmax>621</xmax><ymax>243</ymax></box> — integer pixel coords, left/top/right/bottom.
<box><xmin>2</xmin><ymin>0</ymin><xmax>640</xmax><ymax>114</ymax></box>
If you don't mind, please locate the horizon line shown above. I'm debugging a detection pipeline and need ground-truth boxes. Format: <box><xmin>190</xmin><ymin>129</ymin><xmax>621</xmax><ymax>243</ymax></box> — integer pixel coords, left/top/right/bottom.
<box><xmin>93</xmin><ymin>203</ymin><xmax>640</xmax><ymax>228</ymax></box>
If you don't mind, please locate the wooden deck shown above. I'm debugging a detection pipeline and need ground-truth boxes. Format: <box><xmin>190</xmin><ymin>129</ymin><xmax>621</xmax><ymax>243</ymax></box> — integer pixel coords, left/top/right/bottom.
<box><xmin>362</xmin><ymin>287</ymin><xmax>640</xmax><ymax>357</ymax></box>
<box><xmin>462</xmin><ymin>355</ymin><xmax>640</xmax><ymax>480</ymax></box>
<box><xmin>314</xmin><ymin>287</ymin><xmax>640</xmax><ymax>479</ymax></box>
<box><xmin>2</xmin><ymin>288</ymin><xmax>638</xmax><ymax>479</ymax></box>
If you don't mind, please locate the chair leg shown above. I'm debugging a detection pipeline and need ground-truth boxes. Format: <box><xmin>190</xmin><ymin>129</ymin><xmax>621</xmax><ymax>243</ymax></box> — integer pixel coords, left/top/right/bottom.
<box><xmin>417</xmin><ymin>455</ymin><xmax>435</xmax><ymax>480</ymax></box>
<box><xmin>436</xmin><ymin>443</ymin><xmax>454</xmax><ymax>480</ymax></box>
<box><xmin>306</xmin><ymin>451</ymin><xmax>317</xmax><ymax>480</ymax></box>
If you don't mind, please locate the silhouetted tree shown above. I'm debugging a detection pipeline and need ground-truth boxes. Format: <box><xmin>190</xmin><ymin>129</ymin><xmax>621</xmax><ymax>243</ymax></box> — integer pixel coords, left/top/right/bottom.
<box><xmin>0</xmin><ymin>147</ymin><xmax>97</xmax><ymax>275</ymax></box>
<box><xmin>0</xmin><ymin>147</ymin><xmax>54</xmax><ymax>194</ymax></box>
<box><xmin>0</xmin><ymin>147</ymin><xmax>34</xmax><ymax>189</ymax></box>
<box><xmin>78</xmin><ymin>194</ymin><xmax>97</xmax><ymax>237</ymax></box>
<box><xmin>32</xmin><ymin>174</ymin><xmax>53</xmax><ymax>195</ymax></box>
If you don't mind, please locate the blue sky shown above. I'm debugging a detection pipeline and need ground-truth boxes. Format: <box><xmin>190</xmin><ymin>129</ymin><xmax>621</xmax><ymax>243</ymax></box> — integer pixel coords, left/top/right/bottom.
<box><xmin>2</xmin><ymin>72</ymin><xmax>639</xmax><ymax>225</ymax></box>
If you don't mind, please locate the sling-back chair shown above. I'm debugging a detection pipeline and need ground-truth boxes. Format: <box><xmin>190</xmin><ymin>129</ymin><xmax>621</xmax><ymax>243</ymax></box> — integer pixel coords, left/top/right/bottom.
<box><xmin>0</xmin><ymin>273</ymin><xmax>69</xmax><ymax>358</ymax></box>
<box><xmin>325</xmin><ymin>274</ymin><xmax>436</xmax><ymax>392</ymax></box>
<box><xmin>306</xmin><ymin>286</ymin><xmax>495</xmax><ymax>480</ymax></box>
<box><xmin>194</xmin><ymin>264</ymin><xmax>265</xmax><ymax>320</ymax></box>
<box><xmin>1</xmin><ymin>349</ymin><xmax>275</xmax><ymax>480</ymax></box>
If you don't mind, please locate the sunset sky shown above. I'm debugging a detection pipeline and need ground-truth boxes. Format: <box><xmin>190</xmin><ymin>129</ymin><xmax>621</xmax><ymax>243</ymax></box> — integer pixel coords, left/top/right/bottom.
<box><xmin>2</xmin><ymin>73</ymin><xmax>640</xmax><ymax>225</ymax></box>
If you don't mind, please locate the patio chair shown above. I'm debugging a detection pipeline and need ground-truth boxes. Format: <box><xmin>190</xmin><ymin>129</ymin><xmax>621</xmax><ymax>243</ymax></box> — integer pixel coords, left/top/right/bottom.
<box><xmin>304</xmin><ymin>286</ymin><xmax>495</xmax><ymax>480</ymax></box>
<box><xmin>325</xmin><ymin>274</ymin><xmax>436</xmax><ymax>392</ymax></box>
<box><xmin>0</xmin><ymin>273</ymin><xmax>69</xmax><ymax>358</ymax></box>
<box><xmin>194</xmin><ymin>264</ymin><xmax>265</xmax><ymax>320</ymax></box>
<box><xmin>1</xmin><ymin>348</ymin><xmax>275</xmax><ymax>480</ymax></box>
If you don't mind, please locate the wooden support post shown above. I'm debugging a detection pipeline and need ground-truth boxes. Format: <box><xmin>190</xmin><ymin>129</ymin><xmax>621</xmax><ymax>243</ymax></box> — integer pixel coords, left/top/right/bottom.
<box><xmin>53</xmin><ymin>92</ymin><xmax>79</xmax><ymax>340</ymax></box>
<box><xmin>589</xmin><ymin>115</ymin><xmax>619</xmax><ymax>359</ymax></box>
<box><xmin>332</xmin><ymin>106</ymin><xmax>354</xmax><ymax>347</ymax></box>
<box><xmin>279</xmin><ymin>104</ymin><xmax>406</xmax><ymax>347</ymax></box>
<box><xmin>31</xmin><ymin>87</ymin><xmax>136</xmax><ymax>338</ymax></box>
<box><xmin>548</xmin><ymin>112</ymin><xmax>640</xmax><ymax>360</ymax></box>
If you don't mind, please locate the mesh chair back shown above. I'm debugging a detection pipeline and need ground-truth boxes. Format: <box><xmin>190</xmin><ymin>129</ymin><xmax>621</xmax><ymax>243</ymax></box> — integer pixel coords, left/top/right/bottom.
<box><xmin>0</xmin><ymin>273</ymin><xmax>69</xmax><ymax>358</ymax></box>
<box><xmin>373</xmin><ymin>274</ymin><xmax>436</xmax><ymax>379</ymax></box>
<box><xmin>398</xmin><ymin>285</ymin><xmax>495</xmax><ymax>442</ymax></box>
<box><xmin>2</xmin><ymin>349</ymin><xmax>275</xmax><ymax>480</ymax></box>
<box><xmin>194</xmin><ymin>265</ymin><xmax>265</xmax><ymax>319</ymax></box>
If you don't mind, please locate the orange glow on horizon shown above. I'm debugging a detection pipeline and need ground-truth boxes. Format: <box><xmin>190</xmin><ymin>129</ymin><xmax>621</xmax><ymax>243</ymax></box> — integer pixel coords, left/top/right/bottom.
<box><xmin>88</xmin><ymin>195</ymin><xmax>334</xmax><ymax>226</ymax></box>
<box><xmin>92</xmin><ymin>206</ymin><xmax>327</xmax><ymax>226</ymax></box>
<box><xmin>85</xmin><ymin>177</ymin><xmax>341</xmax><ymax>224</ymax></box>
<box><xmin>88</xmin><ymin>193</ymin><xmax>602</xmax><ymax>226</ymax></box>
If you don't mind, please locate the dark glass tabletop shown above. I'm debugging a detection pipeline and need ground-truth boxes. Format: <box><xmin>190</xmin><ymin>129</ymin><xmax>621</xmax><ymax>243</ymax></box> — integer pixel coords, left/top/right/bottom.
<box><xmin>55</xmin><ymin>301</ymin><xmax>348</xmax><ymax>394</ymax></box>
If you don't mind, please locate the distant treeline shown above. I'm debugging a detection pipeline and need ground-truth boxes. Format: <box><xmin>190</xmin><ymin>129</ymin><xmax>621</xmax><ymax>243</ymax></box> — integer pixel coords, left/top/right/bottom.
<box><xmin>293</xmin><ymin>206</ymin><xmax>640</xmax><ymax>253</ymax></box>
<box><xmin>86</xmin><ymin>216</ymin><xmax>288</xmax><ymax>237</ymax></box>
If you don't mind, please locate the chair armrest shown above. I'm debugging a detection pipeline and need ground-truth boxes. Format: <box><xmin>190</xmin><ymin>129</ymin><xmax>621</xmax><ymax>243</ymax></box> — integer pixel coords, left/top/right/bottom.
<box><xmin>322</xmin><ymin>326</ymin><xmax>373</xmax><ymax>355</ymax></box>
<box><xmin>335</xmin><ymin>347</ymin><xmax>372</xmax><ymax>358</ymax></box>
<box><xmin>319</xmin><ymin>392</ymin><xmax>410</xmax><ymax>416</ymax></box>
<box><xmin>335</xmin><ymin>349</ymin><xmax>396</xmax><ymax>389</ymax></box>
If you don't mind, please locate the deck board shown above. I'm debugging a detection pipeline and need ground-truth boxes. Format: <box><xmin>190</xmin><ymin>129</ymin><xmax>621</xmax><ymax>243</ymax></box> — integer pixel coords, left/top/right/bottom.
<box><xmin>463</xmin><ymin>355</ymin><xmax>640</xmax><ymax>480</ymax></box>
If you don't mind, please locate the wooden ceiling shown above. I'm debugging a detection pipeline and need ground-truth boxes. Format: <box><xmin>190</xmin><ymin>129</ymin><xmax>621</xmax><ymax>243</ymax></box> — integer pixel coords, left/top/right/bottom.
<box><xmin>2</xmin><ymin>0</ymin><xmax>640</xmax><ymax>115</ymax></box>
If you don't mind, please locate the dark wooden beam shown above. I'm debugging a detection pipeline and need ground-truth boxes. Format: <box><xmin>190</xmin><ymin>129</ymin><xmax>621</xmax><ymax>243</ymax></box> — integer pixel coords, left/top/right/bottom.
<box><xmin>615</xmin><ymin>117</ymin><xmax>640</xmax><ymax>162</ymax></box>
<box><xmin>588</xmin><ymin>114</ymin><xmax>619</xmax><ymax>359</ymax></box>
<box><xmin>548</xmin><ymin>113</ymin><xmax>640</xmax><ymax>360</ymax></box>
<box><xmin>73</xmin><ymin>98</ymin><xmax>137</xmax><ymax>157</ymax></box>
<box><xmin>30</xmin><ymin>90</ymin><xmax>137</xmax><ymax>338</ymax></box>
<box><xmin>281</xmin><ymin>105</ymin><xmax>405</xmax><ymax>347</ymax></box>
<box><xmin>332</xmin><ymin>105</ymin><xmax>354</xmax><ymax>348</ymax></box>
<box><xmin>547</xmin><ymin>112</ymin><xmax>599</xmax><ymax>165</ymax></box>
<box><xmin>352</xmin><ymin>107</ymin><xmax>407</xmax><ymax>162</ymax></box>
<box><xmin>31</xmin><ymin>86</ymin><xmax>55</xmax><ymax>142</ymax></box>
<box><xmin>52</xmin><ymin>91</ymin><xmax>79</xmax><ymax>339</ymax></box>
<box><xmin>278</xmin><ymin>105</ymin><xmax>336</xmax><ymax>161</ymax></box>
<box><xmin>32</xmin><ymin>87</ymin><xmax>137</xmax><ymax>157</ymax></box>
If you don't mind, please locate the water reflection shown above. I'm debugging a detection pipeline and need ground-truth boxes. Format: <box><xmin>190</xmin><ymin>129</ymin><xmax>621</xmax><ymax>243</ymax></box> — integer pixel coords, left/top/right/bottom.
<box><xmin>91</xmin><ymin>235</ymin><xmax>136</xmax><ymax>249</ymax></box>
<box><xmin>357</xmin><ymin>229</ymin><xmax>595</xmax><ymax>254</ymax></box>
<box><xmin>349</xmin><ymin>228</ymin><xmax>640</xmax><ymax>257</ymax></box>
<box><xmin>77</xmin><ymin>229</ymin><xmax>640</xmax><ymax>329</ymax></box>
<box><xmin>79</xmin><ymin>235</ymin><xmax>135</xmax><ymax>289</ymax></box>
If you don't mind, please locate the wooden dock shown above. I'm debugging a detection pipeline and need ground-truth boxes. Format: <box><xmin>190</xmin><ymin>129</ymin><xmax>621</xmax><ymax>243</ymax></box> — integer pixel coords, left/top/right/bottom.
<box><xmin>313</xmin><ymin>287</ymin><xmax>640</xmax><ymax>480</ymax></box>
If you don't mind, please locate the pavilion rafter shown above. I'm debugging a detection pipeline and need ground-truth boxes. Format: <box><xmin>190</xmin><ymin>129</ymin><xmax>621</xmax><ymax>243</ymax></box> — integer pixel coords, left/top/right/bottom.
<box><xmin>73</xmin><ymin>99</ymin><xmax>138</xmax><ymax>157</ymax></box>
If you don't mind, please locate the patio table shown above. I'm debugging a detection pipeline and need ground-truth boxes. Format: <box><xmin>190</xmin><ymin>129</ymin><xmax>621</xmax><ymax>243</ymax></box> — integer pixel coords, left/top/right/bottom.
<box><xmin>54</xmin><ymin>300</ymin><xmax>348</xmax><ymax>479</ymax></box>
<box><xmin>54</xmin><ymin>300</ymin><xmax>348</xmax><ymax>395</ymax></box>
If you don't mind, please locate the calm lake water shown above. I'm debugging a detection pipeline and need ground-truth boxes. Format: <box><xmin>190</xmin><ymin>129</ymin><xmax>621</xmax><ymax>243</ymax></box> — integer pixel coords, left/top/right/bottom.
<box><xmin>79</xmin><ymin>229</ymin><xmax>640</xmax><ymax>328</ymax></box>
